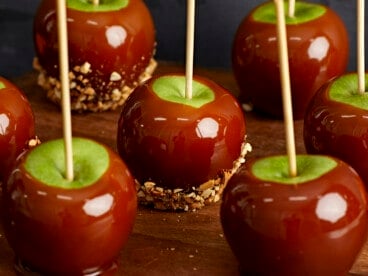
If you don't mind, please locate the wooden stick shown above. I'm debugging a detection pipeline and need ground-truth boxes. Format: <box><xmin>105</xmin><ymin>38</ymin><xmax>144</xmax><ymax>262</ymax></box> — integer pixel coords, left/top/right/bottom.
<box><xmin>274</xmin><ymin>0</ymin><xmax>297</xmax><ymax>177</ymax></box>
<box><xmin>185</xmin><ymin>0</ymin><xmax>195</xmax><ymax>99</ymax></box>
<box><xmin>357</xmin><ymin>0</ymin><xmax>365</xmax><ymax>94</ymax></box>
<box><xmin>92</xmin><ymin>0</ymin><xmax>99</xmax><ymax>5</ymax></box>
<box><xmin>57</xmin><ymin>0</ymin><xmax>74</xmax><ymax>181</ymax></box>
<box><xmin>288</xmin><ymin>0</ymin><xmax>295</xmax><ymax>18</ymax></box>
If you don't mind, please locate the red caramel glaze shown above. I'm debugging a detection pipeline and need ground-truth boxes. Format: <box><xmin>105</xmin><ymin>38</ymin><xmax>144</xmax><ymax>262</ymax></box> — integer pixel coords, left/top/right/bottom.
<box><xmin>221</xmin><ymin>157</ymin><xmax>368</xmax><ymax>276</ymax></box>
<box><xmin>33</xmin><ymin>0</ymin><xmax>155</xmax><ymax>94</ymax></box>
<box><xmin>117</xmin><ymin>74</ymin><xmax>246</xmax><ymax>190</ymax></box>
<box><xmin>2</xmin><ymin>146</ymin><xmax>137</xmax><ymax>275</ymax></box>
<box><xmin>304</xmin><ymin>76</ymin><xmax>368</xmax><ymax>188</ymax></box>
<box><xmin>232</xmin><ymin>5</ymin><xmax>348</xmax><ymax>119</ymax></box>
<box><xmin>0</xmin><ymin>76</ymin><xmax>35</xmax><ymax>180</ymax></box>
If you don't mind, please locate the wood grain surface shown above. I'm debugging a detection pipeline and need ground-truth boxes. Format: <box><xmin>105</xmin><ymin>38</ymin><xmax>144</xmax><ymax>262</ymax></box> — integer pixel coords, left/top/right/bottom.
<box><xmin>0</xmin><ymin>62</ymin><xmax>367</xmax><ymax>275</ymax></box>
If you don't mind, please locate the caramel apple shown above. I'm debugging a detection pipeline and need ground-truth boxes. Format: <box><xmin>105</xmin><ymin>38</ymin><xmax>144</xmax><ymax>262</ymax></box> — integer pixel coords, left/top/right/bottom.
<box><xmin>0</xmin><ymin>76</ymin><xmax>35</xmax><ymax>181</ymax></box>
<box><xmin>33</xmin><ymin>0</ymin><xmax>157</xmax><ymax>112</ymax></box>
<box><xmin>304</xmin><ymin>73</ymin><xmax>368</xmax><ymax>187</ymax></box>
<box><xmin>232</xmin><ymin>1</ymin><xmax>348</xmax><ymax>119</ymax></box>
<box><xmin>2</xmin><ymin>137</ymin><xmax>137</xmax><ymax>275</ymax></box>
<box><xmin>221</xmin><ymin>155</ymin><xmax>368</xmax><ymax>275</ymax></box>
<box><xmin>222</xmin><ymin>3</ymin><xmax>367</xmax><ymax>273</ymax></box>
<box><xmin>117</xmin><ymin>73</ymin><xmax>251</xmax><ymax>211</ymax></box>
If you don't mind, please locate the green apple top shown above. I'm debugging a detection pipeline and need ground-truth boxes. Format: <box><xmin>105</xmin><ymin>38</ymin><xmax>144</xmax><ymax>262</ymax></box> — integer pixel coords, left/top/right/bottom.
<box><xmin>152</xmin><ymin>75</ymin><xmax>215</xmax><ymax>108</ymax></box>
<box><xmin>252</xmin><ymin>1</ymin><xmax>326</xmax><ymax>24</ymax></box>
<box><xmin>329</xmin><ymin>73</ymin><xmax>368</xmax><ymax>109</ymax></box>
<box><xmin>67</xmin><ymin>0</ymin><xmax>129</xmax><ymax>12</ymax></box>
<box><xmin>24</xmin><ymin>138</ymin><xmax>109</xmax><ymax>189</ymax></box>
<box><xmin>252</xmin><ymin>155</ymin><xmax>337</xmax><ymax>185</ymax></box>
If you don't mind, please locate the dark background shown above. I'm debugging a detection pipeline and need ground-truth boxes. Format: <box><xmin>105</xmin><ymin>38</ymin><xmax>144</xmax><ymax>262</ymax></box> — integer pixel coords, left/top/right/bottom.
<box><xmin>0</xmin><ymin>0</ymin><xmax>360</xmax><ymax>78</ymax></box>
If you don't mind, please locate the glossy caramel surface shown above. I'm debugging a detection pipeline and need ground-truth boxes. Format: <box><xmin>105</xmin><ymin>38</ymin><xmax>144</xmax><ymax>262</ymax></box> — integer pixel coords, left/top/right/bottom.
<box><xmin>221</xmin><ymin>157</ymin><xmax>368</xmax><ymax>275</ymax></box>
<box><xmin>33</xmin><ymin>0</ymin><xmax>155</xmax><ymax>92</ymax></box>
<box><xmin>2</xmin><ymin>145</ymin><xmax>137</xmax><ymax>275</ymax></box>
<box><xmin>232</xmin><ymin>5</ymin><xmax>348</xmax><ymax>119</ymax></box>
<box><xmin>304</xmin><ymin>76</ymin><xmax>368</xmax><ymax>188</ymax></box>
<box><xmin>117</xmin><ymin>74</ymin><xmax>246</xmax><ymax>190</ymax></box>
<box><xmin>2</xmin><ymin>64</ymin><xmax>368</xmax><ymax>275</ymax></box>
<box><xmin>0</xmin><ymin>76</ymin><xmax>35</xmax><ymax>180</ymax></box>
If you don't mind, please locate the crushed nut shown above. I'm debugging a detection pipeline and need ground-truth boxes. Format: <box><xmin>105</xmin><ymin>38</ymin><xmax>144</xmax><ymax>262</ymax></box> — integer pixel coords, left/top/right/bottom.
<box><xmin>33</xmin><ymin>57</ymin><xmax>157</xmax><ymax>112</ymax></box>
<box><xmin>28</xmin><ymin>137</ymin><xmax>41</xmax><ymax>148</ymax></box>
<box><xmin>110</xmin><ymin>71</ymin><xmax>122</xmax><ymax>81</ymax></box>
<box><xmin>144</xmin><ymin>182</ymin><xmax>156</xmax><ymax>190</ymax></box>
<box><xmin>135</xmin><ymin>138</ymin><xmax>251</xmax><ymax>211</ymax></box>
<box><xmin>80</xmin><ymin>62</ymin><xmax>91</xmax><ymax>74</ymax></box>
<box><xmin>111</xmin><ymin>89</ymin><xmax>121</xmax><ymax>101</ymax></box>
<box><xmin>201</xmin><ymin>189</ymin><xmax>212</xmax><ymax>199</ymax></box>
<box><xmin>242</xmin><ymin>103</ymin><xmax>253</xmax><ymax>112</ymax></box>
<box><xmin>198</xmin><ymin>179</ymin><xmax>215</xmax><ymax>191</ymax></box>
<box><xmin>84</xmin><ymin>87</ymin><xmax>95</xmax><ymax>96</ymax></box>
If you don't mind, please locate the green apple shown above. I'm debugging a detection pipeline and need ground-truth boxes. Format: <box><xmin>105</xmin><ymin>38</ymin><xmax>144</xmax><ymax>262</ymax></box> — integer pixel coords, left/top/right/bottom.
<box><xmin>327</xmin><ymin>73</ymin><xmax>368</xmax><ymax>108</ymax></box>
<box><xmin>67</xmin><ymin>0</ymin><xmax>129</xmax><ymax>12</ymax></box>
<box><xmin>253</xmin><ymin>1</ymin><xmax>326</xmax><ymax>24</ymax></box>
<box><xmin>251</xmin><ymin>155</ymin><xmax>337</xmax><ymax>184</ymax></box>
<box><xmin>221</xmin><ymin>154</ymin><xmax>368</xmax><ymax>274</ymax></box>
<box><xmin>2</xmin><ymin>137</ymin><xmax>137</xmax><ymax>275</ymax></box>
<box><xmin>24</xmin><ymin>138</ymin><xmax>109</xmax><ymax>189</ymax></box>
<box><xmin>152</xmin><ymin>75</ymin><xmax>215</xmax><ymax>108</ymax></box>
<box><xmin>117</xmin><ymin>73</ymin><xmax>248</xmax><ymax>211</ymax></box>
<box><xmin>304</xmin><ymin>73</ymin><xmax>368</xmax><ymax>189</ymax></box>
<box><xmin>232</xmin><ymin>0</ymin><xmax>349</xmax><ymax>119</ymax></box>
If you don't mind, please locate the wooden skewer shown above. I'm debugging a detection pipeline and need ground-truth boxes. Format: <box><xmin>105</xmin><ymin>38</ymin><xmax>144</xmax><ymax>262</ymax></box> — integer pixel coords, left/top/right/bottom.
<box><xmin>91</xmin><ymin>0</ymin><xmax>99</xmax><ymax>5</ymax></box>
<box><xmin>57</xmin><ymin>0</ymin><xmax>74</xmax><ymax>181</ymax></box>
<box><xmin>288</xmin><ymin>0</ymin><xmax>295</xmax><ymax>18</ymax></box>
<box><xmin>274</xmin><ymin>0</ymin><xmax>297</xmax><ymax>177</ymax></box>
<box><xmin>357</xmin><ymin>0</ymin><xmax>365</xmax><ymax>94</ymax></box>
<box><xmin>185</xmin><ymin>0</ymin><xmax>195</xmax><ymax>100</ymax></box>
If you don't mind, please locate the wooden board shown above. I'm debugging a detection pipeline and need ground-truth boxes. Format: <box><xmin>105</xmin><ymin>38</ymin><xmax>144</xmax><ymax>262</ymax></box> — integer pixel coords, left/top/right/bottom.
<box><xmin>0</xmin><ymin>62</ymin><xmax>367</xmax><ymax>275</ymax></box>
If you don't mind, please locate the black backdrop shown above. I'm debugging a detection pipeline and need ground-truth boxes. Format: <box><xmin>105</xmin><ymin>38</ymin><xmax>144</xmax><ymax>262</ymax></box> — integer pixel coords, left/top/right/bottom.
<box><xmin>0</xmin><ymin>0</ymin><xmax>360</xmax><ymax>78</ymax></box>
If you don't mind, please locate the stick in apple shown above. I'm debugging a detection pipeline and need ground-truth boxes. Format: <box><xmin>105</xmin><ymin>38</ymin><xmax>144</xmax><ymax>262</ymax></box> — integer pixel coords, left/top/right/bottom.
<box><xmin>357</xmin><ymin>0</ymin><xmax>365</xmax><ymax>94</ymax></box>
<box><xmin>185</xmin><ymin>0</ymin><xmax>195</xmax><ymax>99</ymax></box>
<box><xmin>288</xmin><ymin>0</ymin><xmax>295</xmax><ymax>18</ymax></box>
<box><xmin>56</xmin><ymin>0</ymin><xmax>74</xmax><ymax>181</ymax></box>
<box><xmin>274</xmin><ymin>0</ymin><xmax>297</xmax><ymax>177</ymax></box>
<box><xmin>91</xmin><ymin>0</ymin><xmax>99</xmax><ymax>5</ymax></box>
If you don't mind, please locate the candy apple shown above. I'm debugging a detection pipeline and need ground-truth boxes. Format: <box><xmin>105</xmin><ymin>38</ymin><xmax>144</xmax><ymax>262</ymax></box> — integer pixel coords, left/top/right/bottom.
<box><xmin>304</xmin><ymin>73</ymin><xmax>368</xmax><ymax>188</ymax></box>
<box><xmin>221</xmin><ymin>155</ymin><xmax>368</xmax><ymax>275</ymax></box>
<box><xmin>0</xmin><ymin>76</ymin><xmax>35</xmax><ymax>181</ymax></box>
<box><xmin>2</xmin><ymin>137</ymin><xmax>137</xmax><ymax>275</ymax></box>
<box><xmin>232</xmin><ymin>1</ymin><xmax>348</xmax><ymax>119</ymax></box>
<box><xmin>33</xmin><ymin>0</ymin><xmax>156</xmax><ymax>112</ymax></box>
<box><xmin>117</xmin><ymin>73</ymin><xmax>251</xmax><ymax>211</ymax></box>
